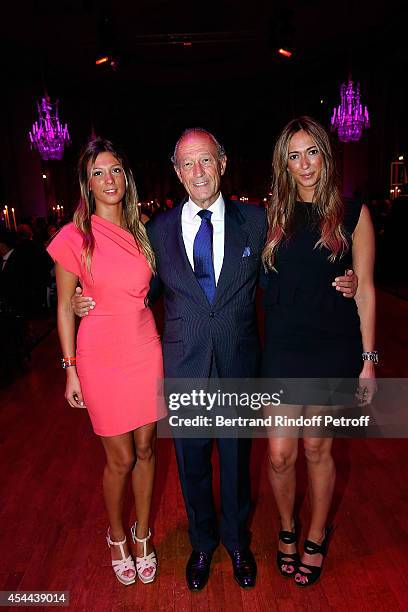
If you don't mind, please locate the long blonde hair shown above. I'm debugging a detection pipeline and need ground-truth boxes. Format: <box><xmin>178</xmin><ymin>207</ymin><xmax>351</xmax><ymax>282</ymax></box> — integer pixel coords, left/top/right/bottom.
<box><xmin>262</xmin><ymin>116</ymin><xmax>348</xmax><ymax>270</ymax></box>
<box><xmin>73</xmin><ymin>138</ymin><xmax>156</xmax><ymax>274</ymax></box>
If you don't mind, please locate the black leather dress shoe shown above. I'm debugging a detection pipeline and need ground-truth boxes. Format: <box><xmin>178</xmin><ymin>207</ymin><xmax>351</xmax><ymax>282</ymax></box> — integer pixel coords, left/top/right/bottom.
<box><xmin>186</xmin><ymin>550</ymin><xmax>213</xmax><ymax>591</ymax></box>
<box><xmin>229</xmin><ymin>548</ymin><xmax>257</xmax><ymax>589</ymax></box>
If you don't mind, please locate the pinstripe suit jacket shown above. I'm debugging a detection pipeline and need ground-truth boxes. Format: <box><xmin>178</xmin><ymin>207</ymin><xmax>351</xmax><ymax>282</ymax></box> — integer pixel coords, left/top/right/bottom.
<box><xmin>146</xmin><ymin>199</ymin><xmax>267</xmax><ymax>378</ymax></box>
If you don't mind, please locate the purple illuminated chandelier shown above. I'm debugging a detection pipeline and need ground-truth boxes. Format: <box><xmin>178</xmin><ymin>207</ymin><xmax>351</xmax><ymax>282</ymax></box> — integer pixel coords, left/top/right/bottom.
<box><xmin>330</xmin><ymin>78</ymin><xmax>369</xmax><ymax>142</ymax></box>
<box><xmin>29</xmin><ymin>96</ymin><xmax>71</xmax><ymax>160</ymax></box>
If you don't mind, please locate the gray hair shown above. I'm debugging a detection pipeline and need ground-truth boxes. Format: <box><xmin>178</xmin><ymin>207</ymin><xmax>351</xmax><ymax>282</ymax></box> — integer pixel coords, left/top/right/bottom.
<box><xmin>171</xmin><ymin>127</ymin><xmax>226</xmax><ymax>166</ymax></box>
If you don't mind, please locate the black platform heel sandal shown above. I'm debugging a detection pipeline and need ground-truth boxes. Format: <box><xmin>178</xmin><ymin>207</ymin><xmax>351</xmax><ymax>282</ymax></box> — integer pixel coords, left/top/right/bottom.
<box><xmin>294</xmin><ymin>525</ymin><xmax>333</xmax><ymax>587</ymax></box>
<box><xmin>277</xmin><ymin>528</ymin><xmax>300</xmax><ymax>578</ymax></box>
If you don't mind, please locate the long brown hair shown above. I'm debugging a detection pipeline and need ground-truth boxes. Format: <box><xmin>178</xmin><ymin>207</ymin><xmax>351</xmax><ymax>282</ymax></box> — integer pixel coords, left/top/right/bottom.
<box><xmin>73</xmin><ymin>138</ymin><xmax>156</xmax><ymax>274</ymax></box>
<box><xmin>262</xmin><ymin>116</ymin><xmax>348</xmax><ymax>270</ymax></box>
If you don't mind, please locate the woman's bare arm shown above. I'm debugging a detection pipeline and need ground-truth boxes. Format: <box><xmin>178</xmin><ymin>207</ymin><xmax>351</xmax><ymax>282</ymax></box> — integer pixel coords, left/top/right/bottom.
<box><xmin>55</xmin><ymin>263</ymin><xmax>86</xmax><ymax>408</ymax></box>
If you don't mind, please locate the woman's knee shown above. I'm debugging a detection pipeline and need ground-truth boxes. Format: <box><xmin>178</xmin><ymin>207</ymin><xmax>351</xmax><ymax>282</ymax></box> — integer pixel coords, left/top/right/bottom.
<box><xmin>106</xmin><ymin>451</ymin><xmax>136</xmax><ymax>475</ymax></box>
<box><xmin>268</xmin><ymin>449</ymin><xmax>296</xmax><ymax>474</ymax></box>
<box><xmin>304</xmin><ymin>441</ymin><xmax>332</xmax><ymax>464</ymax></box>
<box><xmin>135</xmin><ymin>443</ymin><xmax>154</xmax><ymax>462</ymax></box>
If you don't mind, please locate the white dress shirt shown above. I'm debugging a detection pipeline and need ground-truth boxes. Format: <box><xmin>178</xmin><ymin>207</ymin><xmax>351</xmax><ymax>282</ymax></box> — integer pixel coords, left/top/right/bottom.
<box><xmin>181</xmin><ymin>194</ymin><xmax>225</xmax><ymax>284</ymax></box>
<box><xmin>1</xmin><ymin>248</ymin><xmax>14</xmax><ymax>272</ymax></box>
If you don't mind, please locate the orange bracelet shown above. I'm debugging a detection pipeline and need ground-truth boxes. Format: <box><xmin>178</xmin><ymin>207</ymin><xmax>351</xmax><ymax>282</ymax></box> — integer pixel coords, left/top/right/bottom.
<box><xmin>61</xmin><ymin>356</ymin><xmax>77</xmax><ymax>369</ymax></box>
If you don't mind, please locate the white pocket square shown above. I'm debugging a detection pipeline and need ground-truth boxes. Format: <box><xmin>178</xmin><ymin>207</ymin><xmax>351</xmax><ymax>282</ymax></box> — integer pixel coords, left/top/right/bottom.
<box><xmin>242</xmin><ymin>246</ymin><xmax>251</xmax><ymax>257</ymax></box>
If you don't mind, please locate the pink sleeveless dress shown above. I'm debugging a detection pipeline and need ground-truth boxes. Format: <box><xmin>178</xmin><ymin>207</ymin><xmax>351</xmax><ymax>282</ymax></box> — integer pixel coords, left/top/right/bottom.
<box><xmin>47</xmin><ymin>215</ymin><xmax>166</xmax><ymax>436</ymax></box>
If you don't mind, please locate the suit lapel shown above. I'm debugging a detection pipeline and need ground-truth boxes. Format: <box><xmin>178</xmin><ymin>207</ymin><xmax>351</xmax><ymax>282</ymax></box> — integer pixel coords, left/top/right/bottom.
<box><xmin>163</xmin><ymin>202</ymin><xmax>210</xmax><ymax>308</ymax></box>
<box><xmin>1</xmin><ymin>250</ymin><xmax>17</xmax><ymax>276</ymax></box>
<box><xmin>213</xmin><ymin>200</ymin><xmax>249</xmax><ymax>306</ymax></box>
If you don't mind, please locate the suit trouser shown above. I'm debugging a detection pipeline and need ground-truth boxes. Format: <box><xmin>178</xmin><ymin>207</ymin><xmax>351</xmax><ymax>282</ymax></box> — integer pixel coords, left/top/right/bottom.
<box><xmin>173</xmin><ymin>359</ymin><xmax>252</xmax><ymax>553</ymax></box>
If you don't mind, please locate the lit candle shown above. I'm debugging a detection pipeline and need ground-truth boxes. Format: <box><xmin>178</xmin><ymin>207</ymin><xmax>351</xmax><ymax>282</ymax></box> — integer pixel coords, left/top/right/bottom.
<box><xmin>4</xmin><ymin>206</ymin><xmax>10</xmax><ymax>229</ymax></box>
<box><xmin>11</xmin><ymin>207</ymin><xmax>17</xmax><ymax>231</ymax></box>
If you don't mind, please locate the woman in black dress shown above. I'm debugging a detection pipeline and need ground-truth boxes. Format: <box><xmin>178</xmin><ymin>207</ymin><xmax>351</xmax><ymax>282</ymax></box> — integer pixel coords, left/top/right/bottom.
<box><xmin>261</xmin><ymin>116</ymin><xmax>376</xmax><ymax>586</ymax></box>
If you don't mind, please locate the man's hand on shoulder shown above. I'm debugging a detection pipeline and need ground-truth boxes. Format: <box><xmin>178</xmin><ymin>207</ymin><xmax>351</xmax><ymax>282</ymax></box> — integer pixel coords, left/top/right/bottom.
<box><xmin>332</xmin><ymin>269</ymin><xmax>358</xmax><ymax>298</ymax></box>
<box><xmin>71</xmin><ymin>286</ymin><xmax>95</xmax><ymax>317</ymax></box>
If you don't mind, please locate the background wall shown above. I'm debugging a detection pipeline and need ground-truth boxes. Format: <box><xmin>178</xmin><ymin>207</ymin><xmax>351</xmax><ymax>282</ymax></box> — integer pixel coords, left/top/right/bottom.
<box><xmin>0</xmin><ymin>0</ymin><xmax>406</xmax><ymax>217</ymax></box>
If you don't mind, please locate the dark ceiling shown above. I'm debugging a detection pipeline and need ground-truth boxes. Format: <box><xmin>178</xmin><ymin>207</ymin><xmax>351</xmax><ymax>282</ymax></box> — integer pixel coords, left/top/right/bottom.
<box><xmin>4</xmin><ymin>0</ymin><xmax>406</xmax><ymax>85</ymax></box>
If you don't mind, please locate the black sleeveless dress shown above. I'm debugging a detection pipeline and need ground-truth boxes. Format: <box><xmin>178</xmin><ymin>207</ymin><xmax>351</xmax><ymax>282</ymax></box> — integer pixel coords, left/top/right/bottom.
<box><xmin>261</xmin><ymin>201</ymin><xmax>363</xmax><ymax>396</ymax></box>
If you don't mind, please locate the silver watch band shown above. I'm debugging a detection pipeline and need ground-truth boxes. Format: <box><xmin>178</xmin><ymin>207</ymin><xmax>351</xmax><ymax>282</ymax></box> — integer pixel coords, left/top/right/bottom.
<box><xmin>362</xmin><ymin>351</ymin><xmax>379</xmax><ymax>364</ymax></box>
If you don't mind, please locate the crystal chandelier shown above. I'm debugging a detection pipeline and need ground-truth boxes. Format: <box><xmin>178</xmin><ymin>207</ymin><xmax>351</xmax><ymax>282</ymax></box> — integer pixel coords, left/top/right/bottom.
<box><xmin>330</xmin><ymin>78</ymin><xmax>369</xmax><ymax>142</ymax></box>
<box><xmin>29</xmin><ymin>96</ymin><xmax>71</xmax><ymax>160</ymax></box>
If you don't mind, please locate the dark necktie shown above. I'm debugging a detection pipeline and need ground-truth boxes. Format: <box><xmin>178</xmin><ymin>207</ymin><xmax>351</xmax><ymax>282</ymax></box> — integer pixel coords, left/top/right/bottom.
<box><xmin>193</xmin><ymin>209</ymin><xmax>216</xmax><ymax>304</ymax></box>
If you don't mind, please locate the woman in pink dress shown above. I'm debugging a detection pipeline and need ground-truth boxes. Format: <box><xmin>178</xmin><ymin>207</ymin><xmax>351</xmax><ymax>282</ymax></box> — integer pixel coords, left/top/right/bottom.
<box><xmin>47</xmin><ymin>138</ymin><xmax>166</xmax><ymax>587</ymax></box>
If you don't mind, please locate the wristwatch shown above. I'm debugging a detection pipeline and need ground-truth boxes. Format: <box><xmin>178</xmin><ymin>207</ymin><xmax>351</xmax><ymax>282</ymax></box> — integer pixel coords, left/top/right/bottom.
<box><xmin>362</xmin><ymin>350</ymin><xmax>379</xmax><ymax>365</ymax></box>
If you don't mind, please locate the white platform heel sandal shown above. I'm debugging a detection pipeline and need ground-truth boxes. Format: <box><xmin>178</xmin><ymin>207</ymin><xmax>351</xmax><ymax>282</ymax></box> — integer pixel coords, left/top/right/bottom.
<box><xmin>106</xmin><ymin>528</ymin><xmax>136</xmax><ymax>586</ymax></box>
<box><xmin>131</xmin><ymin>522</ymin><xmax>157</xmax><ymax>584</ymax></box>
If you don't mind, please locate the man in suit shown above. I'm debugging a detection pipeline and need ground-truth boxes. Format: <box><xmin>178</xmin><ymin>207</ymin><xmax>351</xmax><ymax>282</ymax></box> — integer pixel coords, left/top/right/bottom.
<box><xmin>0</xmin><ymin>228</ymin><xmax>24</xmax><ymax>314</ymax></box>
<box><xmin>0</xmin><ymin>228</ymin><xmax>31</xmax><ymax>382</ymax></box>
<box><xmin>146</xmin><ymin>128</ymin><xmax>266</xmax><ymax>590</ymax></box>
<box><xmin>72</xmin><ymin>128</ymin><xmax>358</xmax><ymax>590</ymax></box>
